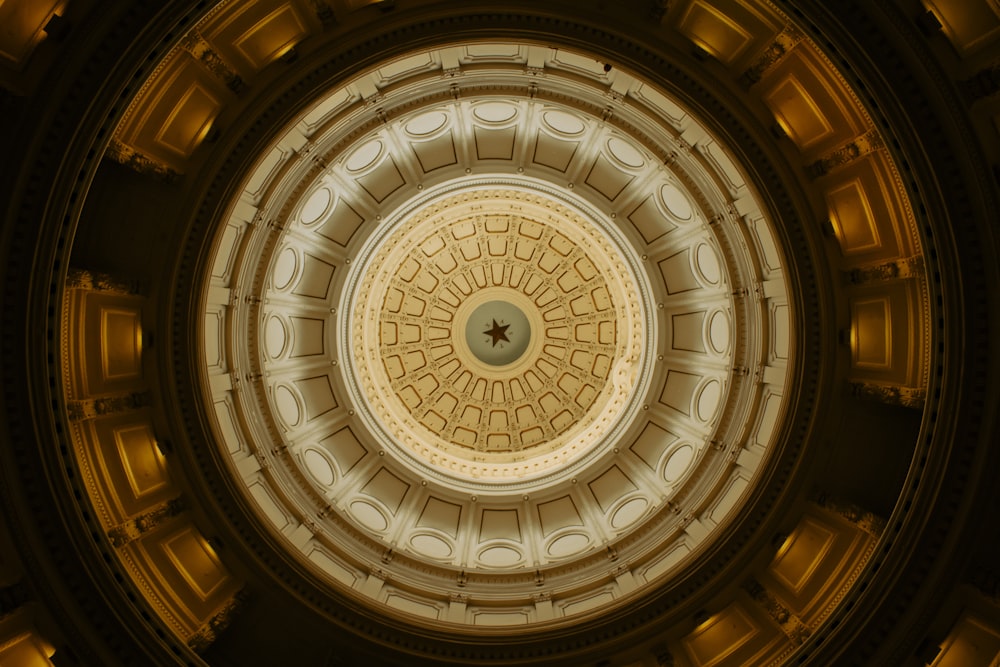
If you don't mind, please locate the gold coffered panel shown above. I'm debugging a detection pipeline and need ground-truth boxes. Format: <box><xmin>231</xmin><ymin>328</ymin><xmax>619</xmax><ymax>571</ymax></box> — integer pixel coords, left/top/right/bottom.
<box><xmin>197</xmin><ymin>0</ymin><xmax>319</xmax><ymax>75</ymax></box>
<box><xmin>672</xmin><ymin>0</ymin><xmax>782</xmax><ymax>67</ymax></box>
<box><xmin>0</xmin><ymin>0</ymin><xmax>64</xmax><ymax>67</ymax></box>
<box><xmin>114</xmin><ymin>50</ymin><xmax>230</xmax><ymax>172</ymax></box>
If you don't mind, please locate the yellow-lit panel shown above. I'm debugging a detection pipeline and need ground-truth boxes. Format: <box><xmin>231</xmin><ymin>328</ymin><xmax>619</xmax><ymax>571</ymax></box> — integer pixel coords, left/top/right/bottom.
<box><xmin>233</xmin><ymin>5</ymin><xmax>308</xmax><ymax>69</ymax></box>
<box><xmin>0</xmin><ymin>0</ymin><xmax>63</xmax><ymax>65</ymax></box>
<box><xmin>933</xmin><ymin>613</ymin><xmax>1000</xmax><ymax>666</ymax></box>
<box><xmin>162</xmin><ymin>527</ymin><xmax>229</xmax><ymax>601</ymax></box>
<box><xmin>823</xmin><ymin>150</ymin><xmax>914</xmax><ymax>260</ymax></box>
<box><xmin>684</xmin><ymin>603</ymin><xmax>759</xmax><ymax>666</ymax></box>
<box><xmin>200</xmin><ymin>0</ymin><xmax>318</xmax><ymax>78</ymax></box>
<box><xmin>154</xmin><ymin>82</ymin><xmax>221</xmax><ymax>157</ymax></box>
<box><xmin>113</xmin><ymin>423</ymin><xmax>169</xmax><ymax>499</ymax></box>
<box><xmin>676</xmin><ymin>1</ymin><xmax>754</xmax><ymax>65</ymax></box>
<box><xmin>763</xmin><ymin>76</ymin><xmax>833</xmax><ymax>150</ymax></box>
<box><xmin>827</xmin><ymin>178</ymin><xmax>880</xmax><ymax>254</ymax></box>
<box><xmin>924</xmin><ymin>0</ymin><xmax>1000</xmax><ymax>55</ymax></box>
<box><xmin>0</xmin><ymin>631</ymin><xmax>56</xmax><ymax>666</ymax></box>
<box><xmin>100</xmin><ymin>307</ymin><xmax>143</xmax><ymax>381</ymax></box>
<box><xmin>769</xmin><ymin>517</ymin><xmax>836</xmax><ymax>594</ymax></box>
<box><xmin>852</xmin><ymin>298</ymin><xmax>891</xmax><ymax>369</ymax></box>
<box><xmin>115</xmin><ymin>51</ymin><xmax>230</xmax><ymax>170</ymax></box>
<box><xmin>761</xmin><ymin>44</ymin><xmax>867</xmax><ymax>157</ymax></box>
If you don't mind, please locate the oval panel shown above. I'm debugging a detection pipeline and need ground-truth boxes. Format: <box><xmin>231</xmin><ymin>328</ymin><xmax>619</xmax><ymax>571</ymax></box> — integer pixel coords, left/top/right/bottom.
<box><xmin>410</xmin><ymin>533</ymin><xmax>453</xmax><ymax>559</ymax></box>
<box><xmin>663</xmin><ymin>444</ymin><xmax>695</xmax><ymax>483</ymax></box>
<box><xmin>473</xmin><ymin>101</ymin><xmax>517</xmax><ymax>123</ymax></box>
<box><xmin>547</xmin><ymin>532</ymin><xmax>591</xmax><ymax>558</ymax></box>
<box><xmin>350</xmin><ymin>500</ymin><xmax>388</xmax><ymax>532</ymax></box>
<box><xmin>272</xmin><ymin>247</ymin><xmax>298</xmax><ymax>289</ymax></box>
<box><xmin>406</xmin><ymin>111</ymin><xmax>448</xmax><ymax>136</ymax></box>
<box><xmin>346</xmin><ymin>139</ymin><xmax>383</xmax><ymax>171</ymax></box>
<box><xmin>477</xmin><ymin>545</ymin><xmax>522</xmax><ymax>567</ymax></box>
<box><xmin>265</xmin><ymin>316</ymin><xmax>287</xmax><ymax>359</ymax></box>
<box><xmin>660</xmin><ymin>183</ymin><xmax>693</xmax><ymax>221</ymax></box>
<box><xmin>300</xmin><ymin>187</ymin><xmax>332</xmax><ymax>225</ymax></box>
<box><xmin>696</xmin><ymin>379</ymin><xmax>722</xmax><ymax>422</ymax></box>
<box><xmin>695</xmin><ymin>243</ymin><xmax>722</xmax><ymax>285</ymax></box>
<box><xmin>708</xmin><ymin>310</ymin><xmax>730</xmax><ymax>353</ymax></box>
<box><xmin>542</xmin><ymin>110</ymin><xmax>585</xmax><ymax>135</ymax></box>
<box><xmin>610</xmin><ymin>497</ymin><xmax>648</xmax><ymax>530</ymax></box>
<box><xmin>607</xmin><ymin>137</ymin><xmax>644</xmax><ymax>168</ymax></box>
<box><xmin>274</xmin><ymin>385</ymin><xmax>301</xmax><ymax>427</ymax></box>
<box><xmin>303</xmin><ymin>449</ymin><xmax>336</xmax><ymax>487</ymax></box>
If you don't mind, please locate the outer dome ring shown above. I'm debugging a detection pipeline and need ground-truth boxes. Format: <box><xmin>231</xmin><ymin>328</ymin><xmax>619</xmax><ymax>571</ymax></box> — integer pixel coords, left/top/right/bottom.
<box><xmin>188</xmin><ymin>20</ymin><xmax>808</xmax><ymax>644</ymax></box>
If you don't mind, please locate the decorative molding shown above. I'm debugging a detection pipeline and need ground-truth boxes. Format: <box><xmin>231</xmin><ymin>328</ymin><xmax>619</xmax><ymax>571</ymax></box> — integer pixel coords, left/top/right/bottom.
<box><xmin>807</xmin><ymin>130</ymin><xmax>884</xmax><ymax>177</ymax></box>
<box><xmin>848</xmin><ymin>256</ymin><xmax>925</xmax><ymax>284</ymax></box>
<box><xmin>106</xmin><ymin>139</ymin><xmax>179</xmax><ymax>181</ymax></box>
<box><xmin>813</xmin><ymin>493</ymin><xmax>886</xmax><ymax>538</ymax></box>
<box><xmin>107</xmin><ymin>498</ymin><xmax>185</xmax><ymax>548</ymax></box>
<box><xmin>187</xmin><ymin>588</ymin><xmax>249</xmax><ymax>653</ymax></box>
<box><xmin>66</xmin><ymin>392</ymin><xmax>152</xmax><ymax>421</ymax></box>
<box><xmin>745</xmin><ymin>578</ymin><xmax>810</xmax><ymax>644</ymax></box>
<box><xmin>65</xmin><ymin>268</ymin><xmax>143</xmax><ymax>295</ymax></box>
<box><xmin>307</xmin><ymin>0</ymin><xmax>337</xmax><ymax>27</ymax></box>
<box><xmin>740</xmin><ymin>24</ymin><xmax>804</xmax><ymax>87</ymax></box>
<box><xmin>850</xmin><ymin>381</ymin><xmax>926</xmax><ymax>411</ymax></box>
<box><xmin>180</xmin><ymin>30</ymin><xmax>243</xmax><ymax>92</ymax></box>
<box><xmin>961</xmin><ymin>60</ymin><xmax>1000</xmax><ymax>101</ymax></box>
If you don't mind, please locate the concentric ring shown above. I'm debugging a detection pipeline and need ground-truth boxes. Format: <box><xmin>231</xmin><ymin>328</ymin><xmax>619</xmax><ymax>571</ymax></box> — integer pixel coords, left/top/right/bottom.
<box><xmin>342</xmin><ymin>183</ymin><xmax>651</xmax><ymax>482</ymax></box>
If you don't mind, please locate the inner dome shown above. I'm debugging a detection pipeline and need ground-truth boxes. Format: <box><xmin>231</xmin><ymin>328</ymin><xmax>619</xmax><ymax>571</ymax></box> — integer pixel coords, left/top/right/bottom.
<box><xmin>344</xmin><ymin>185</ymin><xmax>648</xmax><ymax>477</ymax></box>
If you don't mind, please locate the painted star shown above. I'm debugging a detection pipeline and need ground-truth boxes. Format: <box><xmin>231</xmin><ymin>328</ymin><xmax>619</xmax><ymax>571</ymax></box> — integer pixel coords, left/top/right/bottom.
<box><xmin>483</xmin><ymin>319</ymin><xmax>511</xmax><ymax>347</ymax></box>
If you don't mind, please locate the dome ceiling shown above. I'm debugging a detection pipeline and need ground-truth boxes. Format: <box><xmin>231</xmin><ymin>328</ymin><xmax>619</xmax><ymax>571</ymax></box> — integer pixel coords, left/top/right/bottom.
<box><xmin>202</xmin><ymin>42</ymin><xmax>790</xmax><ymax>627</ymax></box>
<box><xmin>7</xmin><ymin>0</ymin><xmax>997</xmax><ymax>665</ymax></box>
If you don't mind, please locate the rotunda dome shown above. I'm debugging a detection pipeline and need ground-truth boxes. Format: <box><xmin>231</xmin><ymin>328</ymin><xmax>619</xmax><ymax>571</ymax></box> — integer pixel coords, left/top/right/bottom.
<box><xmin>201</xmin><ymin>42</ymin><xmax>791</xmax><ymax>627</ymax></box>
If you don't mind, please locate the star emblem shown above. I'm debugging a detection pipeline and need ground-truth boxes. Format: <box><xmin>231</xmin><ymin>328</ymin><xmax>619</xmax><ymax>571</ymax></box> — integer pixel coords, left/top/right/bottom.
<box><xmin>483</xmin><ymin>319</ymin><xmax>511</xmax><ymax>347</ymax></box>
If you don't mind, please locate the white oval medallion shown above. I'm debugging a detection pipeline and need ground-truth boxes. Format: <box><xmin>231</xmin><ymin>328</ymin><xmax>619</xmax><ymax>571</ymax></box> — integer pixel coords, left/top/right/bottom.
<box><xmin>274</xmin><ymin>385</ymin><xmax>301</xmax><ymax>427</ymax></box>
<box><xmin>265</xmin><ymin>317</ymin><xmax>287</xmax><ymax>359</ymax></box>
<box><xmin>406</xmin><ymin>111</ymin><xmax>448</xmax><ymax>135</ymax></box>
<box><xmin>663</xmin><ymin>444</ymin><xmax>695</xmax><ymax>483</ymax></box>
<box><xmin>478</xmin><ymin>545</ymin><xmax>522</xmax><ymax>567</ymax></box>
<box><xmin>350</xmin><ymin>500</ymin><xmax>388</xmax><ymax>531</ymax></box>
<box><xmin>410</xmin><ymin>533</ymin><xmax>453</xmax><ymax>559</ymax></box>
<box><xmin>661</xmin><ymin>183</ymin><xmax>693</xmax><ymax>220</ymax></box>
<box><xmin>303</xmin><ymin>449</ymin><xmax>335</xmax><ymax>487</ymax></box>
<box><xmin>473</xmin><ymin>102</ymin><xmax>517</xmax><ymax>123</ymax></box>
<box><xmin>300</xmin><ymin>187</ymin><xmax>332</xmax><ymax>225</ymax></box>
<box><xmin>547</xmin><ymin>532</ymin><xmax>591</xmax><ymax>558</ymax></box>
<box><xmin>611</xmin><ymin>497</ymin><xmax>648</xmax><ymax>529</ymax></box>
<box><xmin>346</xmin><ymin>140</ymin><xmax>383</xmax><ymax>171</ymax></box>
